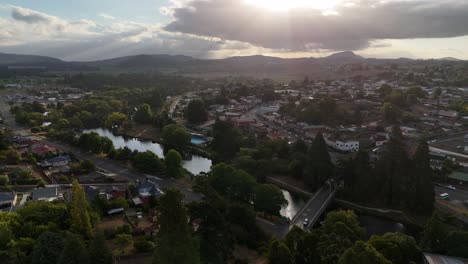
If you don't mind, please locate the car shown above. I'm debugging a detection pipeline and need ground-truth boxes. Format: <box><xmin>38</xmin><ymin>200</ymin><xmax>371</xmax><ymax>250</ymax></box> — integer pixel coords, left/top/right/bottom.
<box><xmin>457</xmin><ymin>146</ymin><xmax>462</xmax><ymax>149</ymax></box>
<box><xmin>447</xmin><ymin>185</ymin><xmax>456</xmax><ymax>190</ymax></box>
<box><xmin>303</xmin><ymin>218</ymin><xmax>309</xmax><ymax>227</ymax></box>
<box><xmin>440</xmin><ymin>193</ymin><xmax>449</xmax><ymax>199</ymax></box>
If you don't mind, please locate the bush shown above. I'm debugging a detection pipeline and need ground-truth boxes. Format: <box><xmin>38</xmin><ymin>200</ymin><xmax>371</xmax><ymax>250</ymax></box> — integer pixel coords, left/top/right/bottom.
<box><xmin>116</xmin><ymin>224</ymin><xmax>132</xmax><ymax>235</ymax></box>
<box><xmin>133</xmin><ymin>237</ymin><xmax>155</xmax><ymax>253</ymax></box>
<box><xmin>0</xmin><ymin>175</ymin><xmax>9</xmax><ymax>186</ymax></box>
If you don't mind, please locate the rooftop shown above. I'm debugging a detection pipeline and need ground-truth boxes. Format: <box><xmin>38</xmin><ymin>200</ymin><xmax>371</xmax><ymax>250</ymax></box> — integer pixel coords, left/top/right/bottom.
<box><xmin>423</xmin><ymin>253</ymin><xmax>468</xmax><ymax>264</ymax></box>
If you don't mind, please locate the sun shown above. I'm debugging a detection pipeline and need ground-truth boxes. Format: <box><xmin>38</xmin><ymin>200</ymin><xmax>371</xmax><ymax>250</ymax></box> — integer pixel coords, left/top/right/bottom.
<box><xmin>244</xmin><ymin>0</ymin><xmax>340</xmax><ymax>11</ymax></box>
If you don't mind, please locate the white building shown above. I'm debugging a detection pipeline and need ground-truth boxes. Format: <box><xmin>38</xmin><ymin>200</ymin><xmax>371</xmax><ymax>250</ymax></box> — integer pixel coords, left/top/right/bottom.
<box><xmin>325</xmin><ymin>136</ymin><xmax>360</xmax><ymax>152</ymax></box>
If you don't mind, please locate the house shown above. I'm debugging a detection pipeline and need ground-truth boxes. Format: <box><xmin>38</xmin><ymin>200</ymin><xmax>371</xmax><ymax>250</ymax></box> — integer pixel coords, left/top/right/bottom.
<box><xmin>0</xmin><ymin>192</ymin><xmax>15</xmax><ymax>211</ymax></box>
<box><xmin>32</xmin><ymin>187</ymin><xmax>60</xmax><ymax>201</ymax></box>
<box><xmin>447</xmin><ymin>171</ymin><xmax>468</xmax><ymax>185</ymax></box>
<box><xmin>137</xmin><ymin>179</ymin><xmax>163</xmax><ymax>197</ymax></box>
<box><xmin>325</xmin><ymin>134</ymin><xmax>360</xmax><ymax>152</ymax></box>
<box><xmin>423</xmin><ymin>253</ymin><xmax>468</xmax><ymax>264</ymax></box>
<box><xmin>438</xmin><ymin>110</ymin><xmax>459</xmax><ymax>119</ymax></box>
<box><xmin>39</xmin><ymin>155</ymin><xmax>71</xmax><ymax>168</ymax></box>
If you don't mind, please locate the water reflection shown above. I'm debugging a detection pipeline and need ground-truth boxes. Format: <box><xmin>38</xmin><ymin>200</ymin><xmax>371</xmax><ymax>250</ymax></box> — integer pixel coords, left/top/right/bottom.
<box><xmin>280</xmin><ymin>189</ymin><xmax>306</xmax><ymax>220</ymax></box>
<box><xmin>84</xmin><ymin>128</ymin><xmax>212</xmax><ymax>175</ymax></box>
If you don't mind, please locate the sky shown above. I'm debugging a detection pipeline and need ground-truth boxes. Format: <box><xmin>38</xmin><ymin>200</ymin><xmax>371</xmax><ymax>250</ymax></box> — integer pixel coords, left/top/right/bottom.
<box><xmin>1</xmin><ymin>0</ymin><xmax>468</xmax><ymax>61</ymax></box>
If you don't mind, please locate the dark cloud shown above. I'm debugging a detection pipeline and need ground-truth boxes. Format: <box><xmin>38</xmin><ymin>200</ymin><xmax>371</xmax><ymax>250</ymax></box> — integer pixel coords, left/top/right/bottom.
<box><xmin>164</xmin><ymin>0</ymin><xmax>468</xmax><ymax>51</ymax></box>
<box><xmin>11</xmin><ymin>6</ymin><xmax>54</xmax><ymax>24</ymax></box>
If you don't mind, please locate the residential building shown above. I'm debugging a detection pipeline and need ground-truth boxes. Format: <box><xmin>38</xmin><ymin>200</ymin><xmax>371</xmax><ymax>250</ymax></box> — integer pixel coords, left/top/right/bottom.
<box><xmin>0</xmin><ymin>192</ymin><xmax>15</xmax><ymax>211</ymax></box>
<box><xmin>423</xmin><ymin>253</ymin><xmax>468</xmax><ymax>264</ymax></box>
<box><xmin>39</xmin><ymin>155</ymin><xmax>71</xmax><ymax>168</ymax></box>
<box><xmin>137</xmin><ymin>179</ymin><xmax>163</xmax><ymax>197</ymax></box>
<box><xmin>32</xmin><ymin>187</ymin><xmax>60</xmax><ymax>202</ymax></box>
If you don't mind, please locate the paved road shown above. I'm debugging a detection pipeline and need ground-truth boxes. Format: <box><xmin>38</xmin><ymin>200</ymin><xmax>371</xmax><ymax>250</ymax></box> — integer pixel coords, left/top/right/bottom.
<box><xmin>290</xmin><ymin>185</ymin><xmax>336</xmax><ymax>229</ymax></box>
<box><xmin>434</xmin><ymin>185</ymin><xmax>468</xmax><ymax>202</ymax></box>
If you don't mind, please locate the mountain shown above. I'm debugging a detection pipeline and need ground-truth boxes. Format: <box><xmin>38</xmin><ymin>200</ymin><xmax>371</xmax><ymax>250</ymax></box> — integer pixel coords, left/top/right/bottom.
<box><xmin>81</xmin><ymin>54</ymin><xmax>195</xmax><ymax>69</ymax></box>
<box><xmin>324</xmin><ymin>51</ymin><xmax>364</xmax><ymax>61</ymax></box>
<box><xmin>0</xmin><ymin>53</ymin><xmax>94</xmax><ymax>70</ymax></box>
<box><xmin>436</xmin><ymin>57</ymin><xmax>463</xmax><ymax>61</ymax></box>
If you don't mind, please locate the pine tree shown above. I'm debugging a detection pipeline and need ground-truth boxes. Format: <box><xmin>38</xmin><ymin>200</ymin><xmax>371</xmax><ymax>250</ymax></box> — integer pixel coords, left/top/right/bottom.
<box><xmin>304</xmin><ymin>133</ymin><xmax>334</xmax><ymax>187</ymax></box>
<box><xmin>374</xmin><ymin>126</ymin><xmax>411</xmax><ymax>208</ymax></box>
<box><xmin>70</xmin><ymin>180</ymin><xmax>92</xmax><ymax>238</ymax></box>
<box><xmin>411</xmin><ymin>140</ymin><xmax>435</xmax><ymax>214</ymax></box>
<box><xmin>153</xmin><ymin>189</ymin><xmax>200</xmax><ymax>264</ymax></box>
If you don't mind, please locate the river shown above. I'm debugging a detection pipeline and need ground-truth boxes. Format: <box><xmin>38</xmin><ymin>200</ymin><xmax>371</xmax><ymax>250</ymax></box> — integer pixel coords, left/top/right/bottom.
<box><xmin>83</xmin><ymin>128</ymin><xmax>212</xmax><ymax>175</ymax></box>
<box><xmin>280</xmin><ymin>189</ymin><xmax>307</xmax><ymax>220</ymax></box>
<box><xmin>83</xmin><ymin>128</ymin><xmax>306</xmax><ymax>218</ymax></box>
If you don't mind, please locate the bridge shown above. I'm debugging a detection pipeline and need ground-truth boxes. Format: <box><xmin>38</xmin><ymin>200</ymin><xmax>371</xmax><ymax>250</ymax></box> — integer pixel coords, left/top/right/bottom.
<box><xmin>289</xmin><ymin>184</ymin><xmax>337</xmax><ymax>230</ymax></box>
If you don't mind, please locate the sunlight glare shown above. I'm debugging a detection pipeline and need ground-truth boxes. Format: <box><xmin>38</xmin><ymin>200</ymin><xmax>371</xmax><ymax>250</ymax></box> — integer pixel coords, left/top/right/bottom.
<box><xmin>245</xmin><ymin>0</ymin><xmax>340</xmax><ymax>11</ymax></box>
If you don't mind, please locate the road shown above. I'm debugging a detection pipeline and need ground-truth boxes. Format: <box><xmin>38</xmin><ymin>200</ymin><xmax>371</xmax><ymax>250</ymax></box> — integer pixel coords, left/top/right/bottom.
<box><xmin>434</xmin><ymin>185</ymin><xmax>468</xmax><ymax>202</ymax></box>
<box><xmin>290</xmin><ymin>185</ymin><xmax>336</xmax><ymax>229</ymax></box>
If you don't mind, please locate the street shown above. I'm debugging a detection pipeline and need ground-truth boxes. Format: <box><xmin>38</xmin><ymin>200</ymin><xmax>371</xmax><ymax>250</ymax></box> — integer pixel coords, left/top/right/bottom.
<box><xmin>434</xmin><ymin>185</ymin><xmax>468</xmax><ymax>202</ymax></box>
<box><xmin>290</xmin><ymin>185</ymin><xmax>336</xmax><ymax>229</ymax></box>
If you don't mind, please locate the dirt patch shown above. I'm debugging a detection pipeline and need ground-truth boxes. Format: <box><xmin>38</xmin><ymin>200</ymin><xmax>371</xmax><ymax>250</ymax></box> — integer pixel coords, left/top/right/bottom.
<box><xmin>231</xmin><ymin>245</ymin><xmax>267</xmax><ymax>264</ymax></box>
<box><xmin>95</xmin><ymin>215</ymin><xmax>128</xmax><ymax>231</ymax></box>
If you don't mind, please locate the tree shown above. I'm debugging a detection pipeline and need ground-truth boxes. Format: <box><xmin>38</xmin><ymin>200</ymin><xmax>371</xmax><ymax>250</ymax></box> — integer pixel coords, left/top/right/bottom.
<box><xmin>211</xmin><ymin>119</ymin><xmax>241</xmax><ymax>159</ymax></box>
<box><xmin>161</xmin><ymin>124</ymin><xmax>191</xmax><ymax>151</ymax></box>
<box><xmin>70</xmin><ymin>180</ymin><xmax>92</xmax><ymax>238</ymax></box>
<box><xmin>285</xmin><ymin>227</ymin><xmax>321</xmax><ymax>264</ymax></box>
<box><xmin>114</xmin><ymin>234</ymin><xmax>132</xmax><ymax>255</ymax></box>
<box><xmin>410</xmin><ymin>141</ymin><xmax>435</xmax><ymax>214</ymax></box>
<box><xmin>153</xmin><ymin>189</ymin><xmax>200</xmax><ymax>264</ymax></box>
<box><xmin>378</xmin><ymin>84</ymin><xmax>393</xmax><ymax>98</ymax></box>
<box><xmin>165</xmin><ymin>149</ymin><xmax>183</xmax><ymax>178</ymax></box>
<box><xmin>267</xmin><ymin>240</ymin><xmax>293</xmax><ymax>264</ymax></box>
<box><xmin>89</xmin><ymin>232</ymin><xmax>113</xmax><ymax>264</ymax></box>
<box><xmin>382</xmin><ymin>102</ymin><xmax>400</xmax><ymax>124</ymax></box>
<box><xmin>304</xmin><ymin>133</ymin><xmax>334</xmax><ymax>187</ymax></box>
<box><xmin>58</xmin><ymin>234</ymin><xmax>89</xmax><ymax>264</ymax></box>
<box><xmin>185</xmin><ymin>99</ymin><xmax>208</xmax><ymax>124</ymax></box>
<box><xmin>81</xmin><ymin>159</ymin><xmax>96</xmax><ymax>173</ymax></box>
<box><xmin>406</xmin><ymin>86</ymin><xmax>426</xmax><ymax>98</ymax></box>
<box><xmin>374</xmin><ymin>126</ymin><xmax>411</xmax><ymax>209</ymax></box>
<box><xmin>208</xmin><ymin>163</ymin><xmax>256</xmax><ymax>203</ymax></box>
<box><xmin>338</xmin><ymin>241</ymin><xmax>391</xmax><ymax>264</ymax></box>
<box><xmin>0</xmin><ymin>175</ymin><xmax>9</xmax><ymax>186</ymax></box>
<box><xmin>343</xmin><ymin>151</ymin><xmax>375</xmax><ymax>203</ymax></box>
<box><xmin>319</xmin><ymin>210</ymin><xmax>366</xmax><ymax>263</ymax></box>
<box><xmin>433</xmin><ymin>87</ymin><xmax>442</xmax><ymax>99</ymax></box>
<box><xmin>254</xmin><ymin>184</ymin><xmax>287</xmax><ymax>216</ymax></box>
<box><xmin>31</xmin><ymin>232</ymin><xmax>64</xmax><ymax>264</ymax></box>
<box><xmin>134</xmin><ymin>104</ymin><xmax>153</xmax><ymax>124</ymax></box>
<box><xmin>132</xmin><ymin>151</ymin><xmax>163</xmax><ymax>174</ymax></box>
<box><xmin>420</xmin><ymin>212</ymin><xmax>449</xmax><ymax>254</ymax></box>
<box><xmin>104</xmin><ymin>112</ymin><xmax>128</xmax><ymax>130</ymax></box>
<box><xmin>368</xmin><ymin>233</ymin><xmax>420</xmax><ymax>264</ymax></box>
<box><xmin>446</xmin><ymin>231</ymin><xmax>468</xmax><ymax>258</ymax></box>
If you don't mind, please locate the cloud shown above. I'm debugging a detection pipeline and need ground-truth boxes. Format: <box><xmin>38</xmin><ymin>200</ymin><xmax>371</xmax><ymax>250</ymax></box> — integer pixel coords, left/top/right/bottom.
<box><xmin>11</xmin><ymin>6</ymin><xmax>55</xmax><ymax>24</ymax></box>
<box><xmin>164</xmin><ymin>0</ymin><xmax>468</xmax><ymax>51</ymax></box>
<box><xmin>0</xmin><ymin>5</ymin><xmax>256</xmax><ymax>60</ymax></box>
<box><xmin>99</xmin><ymin>13</ymin><xmax>115</xmax><ymax>20</ymax></box>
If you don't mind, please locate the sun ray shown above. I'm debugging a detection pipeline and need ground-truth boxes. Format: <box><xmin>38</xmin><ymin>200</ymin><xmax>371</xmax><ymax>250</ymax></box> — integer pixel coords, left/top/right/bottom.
<box><xmin>244</xmin><ymin>0</ymin><xmax>340</xmax><ymax>11</ymax></box>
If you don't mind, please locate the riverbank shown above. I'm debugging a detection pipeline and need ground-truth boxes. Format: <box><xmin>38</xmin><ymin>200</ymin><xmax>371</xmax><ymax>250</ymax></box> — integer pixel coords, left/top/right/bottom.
<box><xmin>334</xmin><ymin>198</ymin><xmax>425</xmax><ymax>229</ymax></box>
<box><xmin>95</xmin><ymin>126</ymin><xmax>213</xmax><ymax>160</ymax></box>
